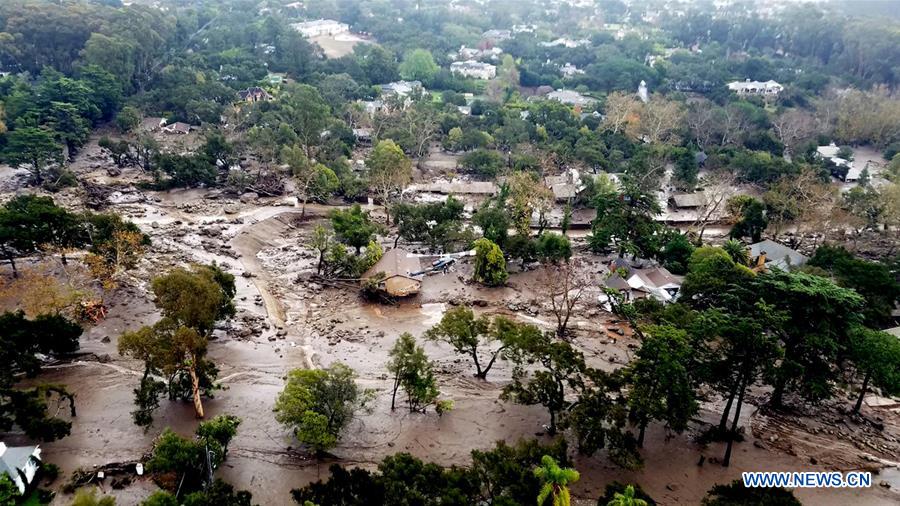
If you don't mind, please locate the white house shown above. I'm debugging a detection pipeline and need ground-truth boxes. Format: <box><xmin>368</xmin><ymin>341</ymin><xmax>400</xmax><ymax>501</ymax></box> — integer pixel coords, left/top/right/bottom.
<box><xmin>292</xmin><ymin>19</ymin><xmax>349</xmax><ymax>38</ymax></box>
<box><xmin>450</xmin><ymin>61</ymin><xmax>496</xmax><ymax>80</ymax></box>
<box><xmin>601</xmin><ymin>265</ymin><xmax>683</xmax><ymax>307</ymax></box>
<box><xmin>559</xmin><ymin>63</ymin><xmax>584</xmax><ymax>78</ymax></box>
<box><xmin>727</xmin><ymin>79</ymin><xmax>783</xmax><ymax>96</ymax></box>
<box><xmin>0</xmin><ymin>442</ymin><xmax>42</xmax><ymax>495</ymax></box>
<box><xmin>379</xmin><ymin>80</ymin><xmax>422</xmax><ymax>97</ymax></box>
<box><xmin>546</xmin><ymin>89</ymin><xmax>595</xmax><ymax>107</ymax></box>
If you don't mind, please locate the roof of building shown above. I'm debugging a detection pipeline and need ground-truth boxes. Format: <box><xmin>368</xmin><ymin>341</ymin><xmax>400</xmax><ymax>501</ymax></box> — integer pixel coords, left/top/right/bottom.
<box><xmin>410</xmin><ymin>180</ymin><xmax>498</xmax><ymax>195</ymax></box>
<box><xmin>630</xmin><ymin>266</ymin><xmax>681</xmax><ymax>289</ymax></box>
<box><xmin>886</xmin><ymin>326</ymin><xmax>900</xmax><ymax>338</ymax></box>
<box><xmin>546</xmin><ymin>89</ymin><xmax>595</xmax><ymax>106</ymax></box>
<box><xmin>749</xmin><ymin>240</ymin><xmax>808</xmax><ymax>270</ymax></box>
<box><xmin>363</xmin><ymin>249</ymin><xmax>422</xmax><ymax>281</ymax></box>
<box><xmin>670</xmin><ymin>193</ymin><xmax>704</xmax><ymax>208</ymax></box>
<box><xmin>0</xmin><ymin>443</ymin><xmax>40</xmax><ymax>483</ymax></box>
<box><xmin>603</xmin><ymin>273</ymin><xmax>631</xmax><ymax>291</ymax></box>
<box><xmin>163</xmin><ymin>122</ymin><xmax>192</xmax><ymax>133</ymax></box>
<box><xmin>817</xmin><ymin>142</ymin><xmax>841</xmax><ymax>158</ymax></box>
<box><xmin>727</xmin><ymin>79</ymin><xmax>783</xmax><ymax>92</ymax></box>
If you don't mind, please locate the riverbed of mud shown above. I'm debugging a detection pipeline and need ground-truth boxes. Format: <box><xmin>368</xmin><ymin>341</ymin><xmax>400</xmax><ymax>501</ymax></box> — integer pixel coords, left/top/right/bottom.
<box><xmin>2</xmin><ymin>136</ymin><xmax>899</xmax><ymax>505</ymax></box>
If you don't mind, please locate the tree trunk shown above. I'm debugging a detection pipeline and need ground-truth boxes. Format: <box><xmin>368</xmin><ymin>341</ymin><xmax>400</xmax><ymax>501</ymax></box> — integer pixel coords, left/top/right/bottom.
<box><xmin>548</xmin><ymin>410</ymin><xmax>557</xmax><ymax>435</ymax></box>
<box><xmin>719</xmin><ymin>375</ymin><xmax>740</xmax><ymax>432</ymax></box>
<box><xmin>5</xmin><ymin>252</ymin><xmax>17</xmax><ymax>278</ymax></box>
<box><xmin>472</xmin><ymin>347</ymin><xmax>484</xmax><ymax>379</ymax></box>
<box><xmin>770</xmin><ymin>374</ymin><xmax>786</xmax><ymax>409</ymax></box>
<box><xmin>854</xmin><ymin>370</ymin><xmax>871</xmax><ymax>414</ymax></box>
<box><xmin>637</xmin><ymin>419</ymin><xmax>647</xmax><ymax>448</ymax></box>
<box><xmin>189</xmin><ymin>359</ymin><xmax>205</xmax><ymax>419</ymax></box>
<box><xmin>391</xmin><ymin>371</ymin><xmax>400</xmax><ymax>410</ymax></box>
<box><xmin>723</xmin><ymin>370</ymin><xmax>747</xmax><ymax>467</ymax></box>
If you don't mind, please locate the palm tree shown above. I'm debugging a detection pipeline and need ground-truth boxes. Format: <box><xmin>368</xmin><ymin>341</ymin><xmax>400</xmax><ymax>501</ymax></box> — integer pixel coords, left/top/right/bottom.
<box><xmin>534</xmin><ymin>455</ymin><xmax>580</xmax><ymax>506</ymax></box>
<box><xmin>607</xmin><ymin>485</ymin><xmax>648</xmax><ymax>506</ymax></box>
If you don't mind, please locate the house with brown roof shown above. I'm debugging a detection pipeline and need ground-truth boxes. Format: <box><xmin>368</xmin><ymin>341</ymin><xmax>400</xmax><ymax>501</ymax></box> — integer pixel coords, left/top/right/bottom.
<box><xmin>362</xmin><ymin>248</ymin><xmax>423</xmax><ymax>297</ymax></box>
<box><xmin>238</xmin><ymin>86</ymin><xmax>273</xmax><ymax>103</ymax></box>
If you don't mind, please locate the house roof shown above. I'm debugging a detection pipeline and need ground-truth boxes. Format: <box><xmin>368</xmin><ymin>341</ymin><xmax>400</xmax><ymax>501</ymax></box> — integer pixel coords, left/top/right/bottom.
<box><xmin>749</xmin><ymin>240</ymin><xmax>808</xmax><ymax>270</ymax></box>
<box><xmin>670</xmin><ymin>193</ymin><xmax>704</xmax><ymax>208</ymax></box>
<box><xmin>817</xmin><ymin>143</ymin><xmax>840</xmax><ymax>158</ymax></box>
<box><xmin>603</xmin><ymin>273</ymin><xmax>631</xmax><ymax>291</ymax></box>
<box><xmin>363</xmin><ymin>249</ymin><xmax>423</xmax><ymax>281</ymax></box>
<box><xmin>630</xmin><ymin>266</ymin><xmax>681</xmax><ymax>289</ymax></box>
<box><xmin>410</xmin><ymin>180</ymin><xmax>498</xmax><ymax>195</ymax></box>
<box><xmin>0</xmin><ymin>443</ymin><xmax>40</xmax><ymax>483</ymax></box>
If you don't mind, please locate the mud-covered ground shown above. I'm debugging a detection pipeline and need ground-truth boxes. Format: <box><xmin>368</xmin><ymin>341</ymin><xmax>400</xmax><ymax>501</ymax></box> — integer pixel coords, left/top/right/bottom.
<box><xmin>2</xmin><ymin>135</ymin><xmax>900</xmax><ymax>505</ymax></box>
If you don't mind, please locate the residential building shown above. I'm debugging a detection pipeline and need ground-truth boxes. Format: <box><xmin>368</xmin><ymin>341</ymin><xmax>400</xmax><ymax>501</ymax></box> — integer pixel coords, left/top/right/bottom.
<box><xmin>0</xmin><ymin>442</ymin><xmax>41</xmax><ymax>495</ymax></box>
<box><xmin>559</xmin><ymin>63</ymin><xmax>584</xmax><ymax>78</ymax></box>
<box><xmin>540</xmin><ymin>38</ymin><xmax>590</xmax><ymax>48</ymax></box>
<box><xmin>379</xmin><ymin>80</ymin><xmax>422</xmax><ymax>97</ymax></box>
<box><xmin>602</xmin><ymin>265</ymin><xmax>684</xmax><ymax>305</ymax></box>
<box><xmin>546</xmin><ymin>89</ymin><xmax>595</xmax><ymax>107</ymax></box>
<box><xmin>748</xmin><ymin>240</ymin><xmax>808</xmax><ymax>271</ymax></box>
<box><xmin>237</xmin><ymin>86</ymin><xmax>272</xmax><ymax>103</ymax></box>
<box><xmin>161</xmin><ymin>121</ymin><xmax>192</xmax><ymax>134</ymax></box>
<box><xmin>482</xmin><ymin>29</ymin><xmax>512</xmax><ymax>41</ymax></box>
<box><xmin>669</xmin><ymin>193</ymin><xmax>704</xmax><ymax>209</ymax></box>
<box><xmin>362</xmin><ymin>249</ymin><xmax>423</xmax><ymax>297</ymax></box>
<box><xmin>292</xmin><ymin>19</ymin><xmax>349</xmax><ymax>38</ymax></box>
<box><xmin>450</xmin><ymin>61</ymin><xmax>496</xmax><ymax>80</ymax></box>
<box><xmin>726</xmin><ymin>79</ymin><xmax>783</xmax><ymax>96</ymax></box>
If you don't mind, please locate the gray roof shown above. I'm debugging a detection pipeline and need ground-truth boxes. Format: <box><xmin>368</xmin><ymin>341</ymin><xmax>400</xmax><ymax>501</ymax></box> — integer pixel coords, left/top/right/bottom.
<box><xmin>0</xmin><ymin>444</ymin><xmax>39</xmax><ymax>482</ymax></box>
<box><xmin>749</xmin><ymin>240</ymin><xmax>808</xmax><ymax>270</ymax></box>
<box><xmin>363</xmin><ymin>248</ymin><xmax>422</xmax><ymax>280</ymax></box>
<box><xmin>670</xmin><ymin>193</ymin><xmax>704</xmax><ymax>208</ymax></box>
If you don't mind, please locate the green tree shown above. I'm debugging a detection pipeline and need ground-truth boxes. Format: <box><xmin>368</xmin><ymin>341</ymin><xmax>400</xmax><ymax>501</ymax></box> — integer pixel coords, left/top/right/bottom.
<box><xmin>3</xmin><ymin>126</ymin><xmax>63</xmax><ymax>185</ymax></box>
<box><xmin>386</xmin><ymin>333</ymin><xmax>439</xmax><ymax>412</ymax></box>
<box><xmin>0</xmin><ymin>311</ymin><xmax>81</xmax><ymax>441</ymax></box>
<box><xmin>398</xmin><ymin>49</ymin><xmax>439</xmax><ymax>83</ymax></box>
<box><xmin>274</xmin><ymin>363</ymin><xmax>373</xmax><ymax>453</ymax></box>
<box><xmin>120</xmin><ymin>265</ymin><xmax>234</xmax><ymax>422</ymax></box>
<box><xmin>424</xmin><ymin>307</ymin><xmax>518</xmax><ymax>379</ymax></box>
<box><xmin>503</xmin><ymin>330</ymin><xmax>583</xmax><ymax>435</ymax></box>
<box><xmin>848</xmin><ymin>327</ymin><xmax>900</xmax><ymax>413</ymax></box>
<box><xmin>626</xmin><ymin>325</ymin><xmax>697</xmax><ymax>447</ymax></box>
<box><xmin>534</xmin><ymin>455</ymin><xmax>580</xmax><ymax>506</ymax></box>
<box><xmin>283</xmin><ymin>145</ymin><xmax>338</xmax><ymax>216</ymax></box>
<box><xmin>310</xmin><ymin>225</ymin><xmax>335</xmax><ymax>275</ymax></box>
<box><xmin>196</xmin><ymin>414</ymin><xmax>241</xmax><ymax>457</ymax></box>
<box><xmin>71</xmin><ymin>487</ymin><xmax>116</xmax><ymax>506</ymax></box>
<box><xmin>728</xmin><ymin>196</ymin><xmax>768</xmax><ymax>243</ymax></box>
<box><xmin>589</xmin><ymin>182</ymin><xmax>662</xmax><ymax>258</ymax></box>
<box><xmin>280</xmin><ymin>84</ymin><xmax>330</xmax><ymax>159</ymax></box>
<box><xmin>329</xmin><ymin>204</ymin><xmax>380</xmax><ymax>254</ymax></box>
<box><xmin>460</xmin><ymin>149</ymin><xmax>504</xmax><ymax>177</ymax></box>
<box><xmin>536</xmin><ymin>233</ymin><xmax>572</xmax><ymax>264</ymax></box>
<box><xmin>606</xmin><ymin>485</ymin><xmax>649</xmax><ymax>506</ymax></box>
<box><xmin>367</xmin><ymin>139</ymin><xmax>412</xmax><ymax>223</ymax></box>
<box><xmin>0</xmin><ymin>475</ymin><xmax>17</xmax><ymax>506</ymax></box>
<box><xmin>473</xmin><ymin>199</ymin><xmax>511</xmax><ymax>248</ymax></box>
<box><xmin>599</xmin><ymin>483</ymin><xmax>655</xmax><ymax>506</ymax></box>
<box><xmin>701</xmin><ymin>480</ymin><xmax>800</xmax><ymax>506</ymax></box>
<box><xmin>722</xmin><ymin>239</ymin><xmax>748</xmax><ymax>265</ymax></box>
<box><xmin>472</xmin><ymin>238</ymin><xmax>508</xmax><ymax>286</ymax></box>
<box><xmin>115</xmin><ymin>105</ymin><xmax>142</xmax><ymax>133</ymax></box>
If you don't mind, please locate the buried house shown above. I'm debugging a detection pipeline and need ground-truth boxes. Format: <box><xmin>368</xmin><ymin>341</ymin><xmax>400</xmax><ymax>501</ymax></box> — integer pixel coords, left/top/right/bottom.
<box><xmin>600</xmin><ymin>263</ymin><xmax>683</xmax><ymax>309</ymax></box>
<box><xmin>361</xmin><ymin>248</ymin><xmax>423</xmax><ymax>297</ymax></box>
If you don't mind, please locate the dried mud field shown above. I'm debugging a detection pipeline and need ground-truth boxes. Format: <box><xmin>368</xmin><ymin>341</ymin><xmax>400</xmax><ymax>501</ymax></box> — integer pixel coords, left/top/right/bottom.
<box><xmin>3</xmin><ymin>138</ymin><xmax>900</xmax><ymax>505</ymax></box>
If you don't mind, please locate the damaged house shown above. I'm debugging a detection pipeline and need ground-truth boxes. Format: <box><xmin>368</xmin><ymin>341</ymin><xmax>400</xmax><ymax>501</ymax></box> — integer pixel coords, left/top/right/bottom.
<box><xmin>362</xmin><ymin>249</ymin><xmax>424</xmax><ymax>297</ymax></box>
